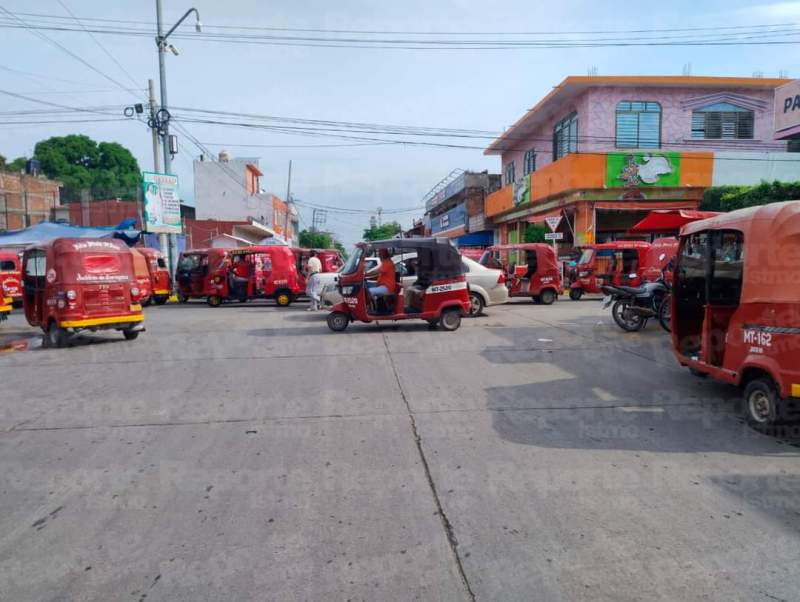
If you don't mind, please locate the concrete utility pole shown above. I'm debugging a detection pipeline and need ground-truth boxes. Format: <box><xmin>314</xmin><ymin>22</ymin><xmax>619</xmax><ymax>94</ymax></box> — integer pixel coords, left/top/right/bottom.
<box><xmin>154</xmin><ymin>0</ymin><xmax>201</xmax><ymax>276</ymax></box>
<box><xmin>285</xmin><ymin>160</ymin><xmax>292</xmax><ymax>241</ymax></box>
<box><xmin>148</xmin><ymin>79</ymin><xmax>168</xmax><ymax>261</ymax></box>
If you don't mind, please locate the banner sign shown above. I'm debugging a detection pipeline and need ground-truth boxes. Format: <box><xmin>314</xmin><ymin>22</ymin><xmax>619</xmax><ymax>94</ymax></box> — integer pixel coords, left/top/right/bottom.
<box><xmin>513</xmin><ymin>174</ymin><xmax>530</xmax><ymax>206</ymax></box>
<box><xmin>775</xmin><ymin>79</ymin><xmax>800</xmax><ymax>138</ymax></box>
<box><xmin>430</xmin><ymin>203</ymin><xmax>466</xmax><ymax>234</ymax></box>
<box><xmin>606</xmin><ymin>152</ymin><xmax>680</xmax><ymax>188</ymax></box>
<box><xmin>142</xmin><ymin>172</ymin><xmax>181</xmax><ymax>234</ymax></box>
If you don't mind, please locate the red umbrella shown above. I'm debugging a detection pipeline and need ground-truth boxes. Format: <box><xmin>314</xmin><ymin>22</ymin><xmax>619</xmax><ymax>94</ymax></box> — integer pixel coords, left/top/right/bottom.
<box><xmin>630</xmin><ymin>209</ymin><xmax>721</xmax><ymax>233</ymax></box>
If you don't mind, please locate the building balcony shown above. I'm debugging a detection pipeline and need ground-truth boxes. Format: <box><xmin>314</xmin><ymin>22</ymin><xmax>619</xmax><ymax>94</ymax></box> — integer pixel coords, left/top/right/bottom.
<box><xmin>485</xmin><ymin>151</ymin><xmax>716</xmax><ymax>218</ymax></box>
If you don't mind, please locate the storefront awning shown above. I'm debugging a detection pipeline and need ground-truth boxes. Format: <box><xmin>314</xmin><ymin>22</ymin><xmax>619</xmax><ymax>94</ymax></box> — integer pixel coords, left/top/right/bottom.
<box><xmin>629</xmin><ymin>209</ymin><xmax>721</xmax><ymax>232</ymax></box>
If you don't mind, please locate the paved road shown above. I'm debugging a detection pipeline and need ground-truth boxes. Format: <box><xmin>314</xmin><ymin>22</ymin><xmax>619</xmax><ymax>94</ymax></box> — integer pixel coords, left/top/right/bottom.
<box><xmin>1</xmin><ymin>299</ymin><xmax>799</xmax><ymax>601</ymax></box>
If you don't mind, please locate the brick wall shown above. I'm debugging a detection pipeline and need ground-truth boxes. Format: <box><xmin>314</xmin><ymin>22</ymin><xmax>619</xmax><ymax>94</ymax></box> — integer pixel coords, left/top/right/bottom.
<box><xmin>0</xmin><ymin>172</ymin><xmax>61</xmax><ymax>230</ymax></box>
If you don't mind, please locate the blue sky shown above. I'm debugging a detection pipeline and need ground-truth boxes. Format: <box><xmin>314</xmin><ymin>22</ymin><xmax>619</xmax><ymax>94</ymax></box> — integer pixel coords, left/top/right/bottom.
<box><xmin>1</xmin><ymin>0</ymin><xmax>799</xmax><ymax>246</ymax></box>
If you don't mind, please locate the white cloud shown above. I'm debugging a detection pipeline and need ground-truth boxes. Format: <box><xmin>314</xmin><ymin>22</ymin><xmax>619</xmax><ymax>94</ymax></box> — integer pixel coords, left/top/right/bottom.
<box><xmin>740</xmin><ymin>1</ymin><xmax>800</xmax><ymax>19</ymax></box>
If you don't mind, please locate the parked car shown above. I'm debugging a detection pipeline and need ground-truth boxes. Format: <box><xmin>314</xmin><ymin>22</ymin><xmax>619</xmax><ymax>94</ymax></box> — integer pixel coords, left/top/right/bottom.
<box><xmin>321</xmin><ymin>253</ymin><xmax>507</xmax><ymax>316</ymax></box>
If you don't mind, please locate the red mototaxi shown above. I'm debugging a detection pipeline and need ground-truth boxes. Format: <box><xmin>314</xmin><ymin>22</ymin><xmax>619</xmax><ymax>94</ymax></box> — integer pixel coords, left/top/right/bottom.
<box><xmin>671</xmin><ymin>201</ymin><xmax>800</xmax><ymax>428</ymax></box>
<box><xmin>0</xmin><ymin>281</ymin><xmax>11</xmax><ymax>324</ymax></box>
<box><xmin>292</xmin><ymin>247</ymin><xmax>344</xmax><ymax>290</ymax></box>
<box><xmin>0</xmin><ymin>248</ymin><xmax>23</xmax><ymax>303</ymax></box>
<box><xmin>327</xmin><ymin>238</ymin><xmax>470</xmax><ymax>332</ymax></box>
<box><xmin>138</xmin><ymin>247</ymin><xmax>172</xmax><ymax>305</ymax></box>
<box><xmin>480</xmin><ymin>243</ymin><xmax>562</xmax><ymax>304</ymax></box>
<box><xmin>22</xmin><ymin>237</ymin><xmax>145</xmax><ymax>347</ymax></box>
<box><xmin>569</xmin><ymin>241</ymin><xmax>651</xmax><ymax>300</ymax></box>
<box><xmin>641</xmin><ymin>237</ymin><xmax>679</xmax><ymax>284</ymax></box>
<box><xmin>131</xmin><ymin>248</ymin><xmax>153</xmax><ymax>305</ymax></box>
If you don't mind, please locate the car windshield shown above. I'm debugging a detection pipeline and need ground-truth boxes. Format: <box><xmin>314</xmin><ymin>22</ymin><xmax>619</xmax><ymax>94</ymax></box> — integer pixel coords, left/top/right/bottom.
<box><xmin>178</xmin><ymin>255</ymin><xmax>202</xmax><ymax>271</ymax></box>
<box><xmin>340</xmin><ymin>247</ymin><xmax>363</xmax><ymax>275</ymax></box>
<box><xmin>578</xmin><ymin>249</ymin><xmax>594</xmax><ymax>265</ymax></box>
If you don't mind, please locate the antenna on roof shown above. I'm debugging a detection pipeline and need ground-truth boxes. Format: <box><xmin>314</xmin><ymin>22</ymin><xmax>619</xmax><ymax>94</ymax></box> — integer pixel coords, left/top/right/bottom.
<box><xmin>752</xmin><ymin>71</ymin><xmax>764</xmax><ymax>79</ymax></box>
<box><xmin>682</xmin><ymin>63</ymin><xmax>692</xmax><ymax>76</ymax></box>
<box><xmin>779</xmin><ymin>69</ymin><xmax>789</xmax><ymax>79</ymax></box>
<box><xmin>587</xmin><ymin>66</ymin><xmax>598</xmax><ymax>77</ymax></box>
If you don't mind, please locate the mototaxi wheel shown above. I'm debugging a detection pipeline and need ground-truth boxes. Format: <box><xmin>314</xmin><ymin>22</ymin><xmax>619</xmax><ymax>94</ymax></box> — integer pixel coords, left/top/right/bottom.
<box><xmin>207</xmin><ymin>295</ymin><xmax>222</xmax><ymax>307</ymax></box>
<box><xmin>569</xmin><ymin>288</ymin><xmax>583</xmax><ymax>301</ymax></box>
<box><xmin>611</xmin><ymin>300</ymin><xmax>645</xmax><ymax>332</ymax></box>
<box><xmin>153</xmin><ymin>295</ymin><xmax>169</xmax><ymax>306</ymax></box>
<box><xmin>744</xmin><ymin>378</ymin><xmax>783</xmax><ymax>430</ymax></box>
<box><xmin>658</xmin><ymin>295</ymin><xmax>672</xmax><ymax>333</ymax></box>
<box><xmin>46</xmin><ymin>324</ymin><xmax>69</xmax><ymax>348</ymax></box>
<box><xmin>275</xmin><ymin>292</ymin><xmax>292</xmax><ymax>307</ymax></box>
<box><xmin>439</xmin><ymin>308</ymin><xmax>461</xmax><ymax>332</ymax></box>
<box><xmin>123</xmin><ymin>329</ymin><xmax>140</xmax><ymax>341</ymax></box>
<box><xmin>327</xmin><ymin>311</ymin><xmax>349</xmax><ymax>332</ymax></box>
<box><xmin>468</xmin><ymin>292</ymin><xmax>484</xmax><ymax>317</ymax></box>
<box><xmin>539</xmin><ymin>288</ymin><xmax>557</xmax><ymax>305</ymax></box>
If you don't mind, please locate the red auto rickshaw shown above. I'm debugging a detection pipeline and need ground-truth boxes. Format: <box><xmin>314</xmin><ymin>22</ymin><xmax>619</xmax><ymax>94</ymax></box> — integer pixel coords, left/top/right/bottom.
<box><xmin>138</xmin><ymin>247</ymin><xmax>172</xmax><ymax>305</ymax></box>
<box><xmin>0</xmin><ymin>248</ymin><xmax>23</xmax><ymax>304</ymax></box>
<box><xmin>327</xmin><ymin>238</ymin><xmax>470</xmax><ymax>332</ymax></box>
<box><xmin>641</xmin><ymin>237</ymin><xmax>679</xmax><ymax>284</ymax></box>
<box><xmin>176</xmin><ymin>246</ymin><xmax>303</xmax><ymax>307</ymax></box>
<box><xmin>479</xmin><ymin>243</ymin><xmax>562</xmax><ymax>305</ymax></box>
<box><xmin>671</xmin><ymin>201</ymin><xmax>800</xmax><ymax>429</ymax></box>
<box><xmin>569</xmin><ymin>241</ymin><xmax>651</xmax><ymax>300</ymax></box>
<box><xmin>0</xmin><ymin>282</ymin><xmax>12</xmax><ymax>326</ymax></box>
<box><xmin>22</xmin><ymin>238</ymin><xmax>145</xmax><ymax>347</ymax></box>
<box><xmin>131</xmin><ymin>248</ymin><xmax>153</xmax><ymax>306</ymax></box>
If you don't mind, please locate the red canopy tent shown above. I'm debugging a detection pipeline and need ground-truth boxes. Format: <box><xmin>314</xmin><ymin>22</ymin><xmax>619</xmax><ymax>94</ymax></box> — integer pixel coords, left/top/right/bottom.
<box><xmin>630</xmin><ymin>210</ymin><xmax>720</xmax><ymax>233</ymax></box>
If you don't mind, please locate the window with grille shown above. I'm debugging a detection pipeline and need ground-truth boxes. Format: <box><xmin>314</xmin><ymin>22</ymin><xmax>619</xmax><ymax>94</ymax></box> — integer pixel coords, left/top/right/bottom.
<box><xmin>616</xmin><ymin>101</ymin><xmax>661</xmax><ymax>148</ymax></box>
<box><xmin>504</xmin><ymin>161</ymin><xmax>516</xmax><ymax>185</ymax></box>
<box><xmin>552</xmin><ymin>112</ymin><xmax>578</xmax><ymax>160</ymax></box>
<box><xmin>523</xmin><ymin>149</ymin><xmax>536</xmax><ymax>175</ymax></box>
<box><xmin>691</xmin><ymin>102</ymin><xmax>754</xmax><ymax>139</ymax></box>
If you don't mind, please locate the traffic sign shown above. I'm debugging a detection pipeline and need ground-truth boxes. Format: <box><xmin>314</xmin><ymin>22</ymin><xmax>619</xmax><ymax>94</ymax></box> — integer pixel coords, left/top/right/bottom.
<box><xmin>544</xmin><ymin>216</ymin><xmax>562</xmax><ymax>232</ymax></box>
<box><xmin>544</xmin><ymin>232</ymin><xmax>564</xmax><ymax>241</ymax></box>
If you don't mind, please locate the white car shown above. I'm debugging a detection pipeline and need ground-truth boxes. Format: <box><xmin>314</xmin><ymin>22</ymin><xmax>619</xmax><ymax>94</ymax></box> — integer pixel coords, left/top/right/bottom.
<box><xmin>320</xmin><ymin>253</ymin><xmax>507</xmax><ymax>316</ymax></box>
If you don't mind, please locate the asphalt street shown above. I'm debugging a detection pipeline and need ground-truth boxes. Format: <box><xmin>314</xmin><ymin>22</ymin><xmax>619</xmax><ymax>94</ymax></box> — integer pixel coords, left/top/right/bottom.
<box><xmin>1</xmin><ymin>298</ymin><xmax>799</xmax><ymax>601</ymax></box>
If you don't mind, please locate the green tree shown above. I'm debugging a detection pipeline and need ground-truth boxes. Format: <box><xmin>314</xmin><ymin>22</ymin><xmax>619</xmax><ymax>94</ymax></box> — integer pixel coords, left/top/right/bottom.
<box><xmin>0</xmin><ymin>154</ymin><xmax>28</xmax><ymax>172</ymax></box>
<box><xmin>299</xmin><ymin>229</ymin><xmax>334</xmax><ymax>249</ymax></box>
<box><xmin>524</xmin><ymin>223</ymin><xmax>547</xmax><ymax>243</ymax></box>
<box><xmin>32</xmin><ymin>135</ymin><xmax>140</xmax><ymax>202</ymax></box>
<box><xmin>362</xmin><ymin>221</ymin><xmax>402</xmax><ymax>241</ymax></box>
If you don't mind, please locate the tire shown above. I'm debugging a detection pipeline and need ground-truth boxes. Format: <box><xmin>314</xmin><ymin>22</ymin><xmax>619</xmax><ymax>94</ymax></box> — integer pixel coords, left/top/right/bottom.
<box><xmin>275</xmin><ymin>292</ymin><xmax>292</xmax><ymax>307</ymax></box>
<box><xmin>141</xmin><ymin>297</ymin><xmax>152</xmax><ymax>307</ymax></box>
<box><xmin>46</xmin><ymin>324</ymin><xmax>69</xmax><ymax>348</ymax></box>
<box><xmin>178</xmin><ymin>293</ymin><xmax>188</xmax><ymax>304</ymax></box>
<box><xmin>468</xmin><ymin>292</ymin><xmax>484</xmax><ymax>317</ymax></box>
<box><xmin>153</xmin><ymin>296</ymin><xmax>168</xmax><ymax>306</ymax></box>
<box><xmin>539</xmin><ymin>289</ymin><xmax>557</xmax><ymax>305</ymax></box>
<box><xmin>611</xmin><ymin>300</ymin><xmax>645</xmax><ymax>332</ymax></box>
<box><xmin>207</xmin><ymin>295</ymin><xmax>222</xmax><ymax>307</ymax></box>
<box><xmin>569</xmin><ymin>288</ymin><xmax>583</xmax><ymax>301</ymax></box>
<box><xmin>327</xmin><ymin>311</ymin><xmax>349</xmax><ymax>332</ymax></box>
<box><xmin>744</xmin><ymin>378</ymin><xmax>783</xmax><ymax>429</ymax></box>
<box><xmin>658</xmin><ymin>295</ymin><xmax>672</xmax><ymax>333</ymax></box>
<box><xmin>123</xmin><ymin>329</ymin><xmax>139</xmax><ymax>341</ymax></box>
<box><xmin>439</xmin><ymin>308</ymin><xmax>461</xmax><ymax>332</ymax></box>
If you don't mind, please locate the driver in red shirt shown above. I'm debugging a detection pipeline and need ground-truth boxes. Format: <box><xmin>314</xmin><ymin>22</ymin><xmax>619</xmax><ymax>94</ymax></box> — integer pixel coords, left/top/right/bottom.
<box><xmin>367</xmin><ymin>248</ymin><xmax>396</xmax><ymax>298</ymax></box>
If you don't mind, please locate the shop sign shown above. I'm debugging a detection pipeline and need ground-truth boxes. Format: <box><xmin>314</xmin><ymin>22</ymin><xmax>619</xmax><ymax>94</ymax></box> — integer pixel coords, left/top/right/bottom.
<box><xmin>513</xmin><ymin>174</ymin><xmax>530</xmax><ymax>206</ymax></box>
<box><xmin>606</xmin><ymin>152</ymin><xmax>680</xmax><ymax>188</ymax></box>
<box><xmin>775</xmin><ymin>79</ymin><xmax>800</xmax><ymax>138</ymax></box>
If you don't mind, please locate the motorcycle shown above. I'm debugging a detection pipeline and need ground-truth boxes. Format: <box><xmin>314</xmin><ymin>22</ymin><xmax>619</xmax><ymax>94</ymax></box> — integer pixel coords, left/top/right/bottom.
<box><xmin>601</xmin><ymin>268</ymin><xmax>672</xmax><ymax>333</ymax></box>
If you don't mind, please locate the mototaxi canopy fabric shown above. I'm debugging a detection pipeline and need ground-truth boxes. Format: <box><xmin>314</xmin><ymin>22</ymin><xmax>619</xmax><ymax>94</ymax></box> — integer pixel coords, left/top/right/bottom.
<box><xmin>630</xmin><ymin>210</ymin><xmax>720</xmax><ymax>233</ymax></box>
<box><xmin>0</xmin><ymin>221</ymin><xmax>141</xmax><ymax>247</ymax></box>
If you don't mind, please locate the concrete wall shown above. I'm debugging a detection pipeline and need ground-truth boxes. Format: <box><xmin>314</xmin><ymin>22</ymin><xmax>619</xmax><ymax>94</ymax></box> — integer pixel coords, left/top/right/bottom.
<box><xmin>711</xmin><ymin>151</ymin><xmax>800</xmax><ymax>186</ymax></box>
<box><xmin>193</xmin><ymin>158</ymin><xmax>274</xmax><ymax>224</ymax></box>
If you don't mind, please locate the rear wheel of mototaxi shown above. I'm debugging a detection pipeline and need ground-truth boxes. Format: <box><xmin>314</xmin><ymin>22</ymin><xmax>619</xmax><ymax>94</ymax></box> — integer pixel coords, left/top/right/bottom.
<box><xmin>45</xmin><ymin>321</ymin><xmax>69</xmax><ymax>348</ymax></box>
<box><xmin>123</xmin><ymin>328</ymin><xmax>139</xmax><ymax>341</ymax></box>
<box><xmin>611</xmin><ymin>299</ymin><xmax>645</xmax><ymax>332</ymax></box>
<box><xmin>275</xmin><ymin>291</ymin><xmax>292</xmax><ymax>307</ymax></box>
<box><xmin>327</xmin><ymin>311</ymin><xmax>349</xmax><ymax>332</ymax></box>
<box><xmin>439</xmin><ymin>307</ymin><xmax>462</xmax><ymax>332</ymax></box>
<box><xmin>743</xmin><ymin>377</ymin><xmax>787</xmax><ymax>430</ymax></box>
<box><xmin>207</xmin><ymin>294</ymin><xmax>222</xmax><ymax>307</ymax></box>
<box><xmin>539</xmin><ymin>288</ymin><xmax>557</xmax><ymax>305</ymax></box>
<box><xmin>569</xmin><ymin>287</ymin><xmax>583</xmax><ymax>301</ymax></box>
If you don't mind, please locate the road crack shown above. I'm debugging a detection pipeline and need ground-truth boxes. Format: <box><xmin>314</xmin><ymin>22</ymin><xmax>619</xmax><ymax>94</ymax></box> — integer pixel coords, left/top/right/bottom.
<box><xmin>382</xmin><ymin>334</ymin><xmax>476</xmax><ymax>602</ymax></box>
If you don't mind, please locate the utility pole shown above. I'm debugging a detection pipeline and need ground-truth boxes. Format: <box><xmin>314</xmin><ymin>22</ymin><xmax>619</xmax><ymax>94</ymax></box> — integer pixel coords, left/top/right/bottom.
<box><xmin>377</xmin><ymin>206</ymin><xmax>383</xmax><ymax>226</ymax></box>
<box><xmin>148</xmin><ymin>78</ymin><xmax>168</xmax><ymax>261</ymax></box>
<box><xmin>285</xmin><ymin>160</ymin><xmax>292</xmax><ymax>242</ymax></box>
<box><xmin>154</xmin><ymin>0</ymin><xmax>201</xmax><ymax>277</ymax></box>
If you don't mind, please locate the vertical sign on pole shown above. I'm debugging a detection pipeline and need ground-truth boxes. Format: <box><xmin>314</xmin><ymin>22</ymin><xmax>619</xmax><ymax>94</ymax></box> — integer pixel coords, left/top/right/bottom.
<box><xmin>545</xmin><ymin>215</ymin><xmax>563</xmax><ymax>286</ymax></box>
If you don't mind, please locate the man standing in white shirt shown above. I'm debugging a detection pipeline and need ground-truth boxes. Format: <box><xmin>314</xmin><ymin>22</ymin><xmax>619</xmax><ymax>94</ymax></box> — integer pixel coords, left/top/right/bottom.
<box><xmin>305</xmin><ymin>250</ymin><xmax>322</xmax><ymax>311</ymax></box>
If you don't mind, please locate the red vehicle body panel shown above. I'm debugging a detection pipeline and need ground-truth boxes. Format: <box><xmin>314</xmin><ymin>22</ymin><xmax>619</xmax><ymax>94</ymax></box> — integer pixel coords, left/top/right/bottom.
<box><xmin>480</xmin><ymin>243</ymin><xmax>562</xmax><ymax>298</ymax></box>
<box><xmin>641</xmin><ymin>237</ymin><xmax>679</xmax><ymax>283</ymax></box>
<box><xmin>131</xmin><ymin>248</ymin><xmax>152</xmax><ymax>303</ymax></box>
<box><xmin>137</xmin><ymin>247</ymin><xmax>172</xmax><ymax>300</ymax></box>
<box><xmin>671</xmin><ymin>202</ymin><xmax>800</xmax><ymax>400</ymax></box>
<box><xmin>291</xmin><ymin>247</ymin><xmax>344</xmax><ymax>289</ymax></box>
<box><xmin>571</xmin><ymin>241</ymin><xmax>651</xmax><ymax>294</ymax></box>
<box><xmin>22</xmin><ymin>238</ymin><xmax>144</xmax><ymax>332</ymax></box>
<box><xmin>0</xmin><ymin>249</ymin><xmax>23</xmax><ymax>302</ymax></box>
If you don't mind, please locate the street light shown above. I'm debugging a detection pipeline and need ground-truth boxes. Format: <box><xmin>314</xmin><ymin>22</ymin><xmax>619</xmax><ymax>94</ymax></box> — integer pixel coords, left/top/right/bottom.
<box><xmin>154</xmin><ymin>0</ymin><xmax>201</xmax><ymax>278</ymax></box>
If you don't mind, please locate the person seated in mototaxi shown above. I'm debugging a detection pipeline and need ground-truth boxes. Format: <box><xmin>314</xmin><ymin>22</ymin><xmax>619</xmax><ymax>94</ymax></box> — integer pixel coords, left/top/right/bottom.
<box><xmin>366</xmin><ymin>248</ymin><xmax>397</xmax><ymax>300</ymax></box>
<box><xmin>230</xmin><ymin>255</ymin><xmax>251</xmax><ymax>297</ymax></box>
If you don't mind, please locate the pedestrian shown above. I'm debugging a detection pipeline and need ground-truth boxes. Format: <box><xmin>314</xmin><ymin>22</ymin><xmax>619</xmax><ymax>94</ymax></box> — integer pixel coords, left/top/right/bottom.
<box><xmin>305</xmin><ymin>250</ymin><xmax>323</xmax><ymax>311</ymax></box>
